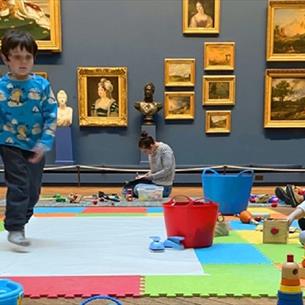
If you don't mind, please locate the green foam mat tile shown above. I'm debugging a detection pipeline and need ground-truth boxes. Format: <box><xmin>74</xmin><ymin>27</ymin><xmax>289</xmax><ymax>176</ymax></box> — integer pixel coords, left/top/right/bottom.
<box><xmin>144</xmin><ymin>264</ymin><xmax>280</xmax><ymax>297</ymax></box>
<box><xmin>0</xmin><ymin>221</ymin><xmax>3</xmax><ymax>232</ymax></box>
<box><xmin>255</xmin><ymin>243</ymin><xmax>304</xmax><ymax>264</ymax></box>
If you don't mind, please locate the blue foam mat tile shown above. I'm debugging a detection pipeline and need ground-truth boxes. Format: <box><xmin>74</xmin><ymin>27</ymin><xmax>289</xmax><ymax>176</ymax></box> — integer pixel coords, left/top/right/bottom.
<box><xmin>146</xmin><ymin>207</ymin><xmax>163</xmax><ymax>213</ymax></box>
<box><xmin>34</xmin><ymin>207</ymin><xmax>85</xmax><ymax>214</ymax></box>
<box><xmin>195</xmin><ymin>243</ymin><xmax>272</xmax><ymax>264</ymax></box>
<box><xmin>229</xmin><ymin>220</ymin><xmax>257</xmax><ymax>231</ymax></box>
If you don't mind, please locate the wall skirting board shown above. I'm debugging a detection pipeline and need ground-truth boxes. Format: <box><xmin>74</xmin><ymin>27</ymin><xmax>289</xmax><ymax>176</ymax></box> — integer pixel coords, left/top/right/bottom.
<box><xmin>0</xmin><ymin>164</ymin><xmax>304</xmax><ymax>186</ymax></box>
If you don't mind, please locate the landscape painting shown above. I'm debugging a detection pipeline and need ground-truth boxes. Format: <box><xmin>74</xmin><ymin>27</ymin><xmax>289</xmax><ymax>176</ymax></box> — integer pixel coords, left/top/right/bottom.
<box><xmin>267</xmin><ymin>0</ymin><xmax>305</xmax><ymax>61</ymax></box>
<box><xmin>264</xmin><ymin>69</ymin><xmax>305</xmax><ymax>127</ymax></box>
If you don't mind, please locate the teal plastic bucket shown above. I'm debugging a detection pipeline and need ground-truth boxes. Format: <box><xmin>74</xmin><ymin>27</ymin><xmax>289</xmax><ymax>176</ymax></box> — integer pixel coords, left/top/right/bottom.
<box><xmin>0</xmin><ymin>279</ymin><xmax>23</xmax><ymax>305</ymax></box>
<box><xmin>202</xmin><ymin>168</ymin><xmax>254</xmax><ymax>215</ymax></box>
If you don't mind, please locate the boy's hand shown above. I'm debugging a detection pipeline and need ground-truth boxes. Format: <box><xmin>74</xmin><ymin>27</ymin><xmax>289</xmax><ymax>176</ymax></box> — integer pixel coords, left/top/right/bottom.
<box><xmin>28</xmin><ymin>146</ymin><xmax>45</xmax><ymax>163</ymax></box>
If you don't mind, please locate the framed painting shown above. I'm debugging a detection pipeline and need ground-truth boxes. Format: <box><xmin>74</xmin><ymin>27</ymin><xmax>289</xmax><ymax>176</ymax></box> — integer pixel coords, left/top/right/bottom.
<box><xmin>182</xmin><ymin>0</ymin><xmax>220</xmax><ymax>34</ymax></box>
<box><xmin>205</xmin><ymin>110</ymin><xmax>231</xmax><ymax>133</ymax></box>
<box><xmin>203</xmin><ymin>75</ymin><xmax>235</xmax><ymax>105</ymax></box>
<box><xmin>264</xmin><ymin>69</ymin><xmax>305</xmax><ymax>128</ymax></box>
<box><xmin>0</xmin><ymin>0</ymin><xmax>61</xmax><ymax>52</ymax></box>
<box><xmin>164</xmin><ymin>91</ymin><xmax>195</xmax><ymax>120</ymax></box>
<box><xmin>78</xmin><ymin>67</ymin><xmax>128</xmax><ymax>127</ymax></box>
<box><xmin>267</xmin><ymin>0</ymin><xmax>305</xmax><ymax>61</ymax></box>
<box><xmin>164</xmin><ymin>58</ymin><xmax>195</xmax><ymax>87</ymax></box>
<box><xmin>204</xmin><ymin>42</ymin><xmax>235</xmax><ymax>70</ymax></box>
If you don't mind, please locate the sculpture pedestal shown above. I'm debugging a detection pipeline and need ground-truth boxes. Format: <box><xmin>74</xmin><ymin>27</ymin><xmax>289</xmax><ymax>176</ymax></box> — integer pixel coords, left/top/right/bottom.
<box><xmin>140</xmin><ymin>124</ymin><xmax>156</xmax><ymax>164</ymax></box>
<box><xmin>55</xmin><ymin>127</ymin><xmax>74</xmax><ymax>164</ymax></box>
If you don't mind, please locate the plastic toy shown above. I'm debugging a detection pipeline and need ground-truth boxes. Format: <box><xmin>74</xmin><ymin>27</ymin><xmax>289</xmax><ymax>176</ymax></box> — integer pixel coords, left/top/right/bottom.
<box><xmin>163</xmin><ymin>236</ymin><xmax>184</xmax><ymax>250</ymax></box>
<box><xmin>239</xmin><ymin>210</ymin><xmax>259</xmax><ymax>225</ymax></box>
<box><xmin>149</xmin><ymin>236</ymin><xmax>165</xmax><ymax>252</ymax></box>
<box><xmin>268</xmin><ymin>195</ymin><xmax>280</xmax><ymax>204</ymax></box>
<box><xmin>277</xmin><ymin>254</ymin><xmax>303</xmax><ymax>305</ymax></box>
<box><xmin>80</xmin><ymin>295</ymin><xmax>122</xmax><ymax>304</ymax></box>
<box><xmin>68</xmin><ymin>193</ymin><xmax>82</xmax><ymax>203</ymax></box>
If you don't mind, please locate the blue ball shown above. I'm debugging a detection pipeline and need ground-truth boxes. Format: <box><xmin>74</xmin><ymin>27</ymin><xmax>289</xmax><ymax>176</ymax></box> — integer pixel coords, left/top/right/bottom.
<box><xmin>299</xmin><ymin>230</ymin><xmax>305</xmax><ymax>245</ymax></box>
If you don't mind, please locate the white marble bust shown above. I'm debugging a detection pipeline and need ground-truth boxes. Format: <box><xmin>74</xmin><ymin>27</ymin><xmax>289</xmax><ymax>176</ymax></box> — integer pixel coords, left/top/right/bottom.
<box><xmin>57</xmin><ymin>90</ymin><xmax>73</xmax><ymax>127</ymax></box>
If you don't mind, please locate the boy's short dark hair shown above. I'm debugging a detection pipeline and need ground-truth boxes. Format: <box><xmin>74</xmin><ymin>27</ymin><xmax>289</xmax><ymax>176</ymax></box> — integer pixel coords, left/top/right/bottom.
<box><xmin>1</xmin><ymin>30</ymin><xmax>38</xmax><ymax>60</ymax></box>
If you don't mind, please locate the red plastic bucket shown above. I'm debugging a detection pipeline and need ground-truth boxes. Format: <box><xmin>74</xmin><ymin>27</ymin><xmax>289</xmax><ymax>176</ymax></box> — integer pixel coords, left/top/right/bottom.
<box><xmin>163</xmin><ymin>196</ymin><xmax>218</xmax><ymax>248</ymax></box>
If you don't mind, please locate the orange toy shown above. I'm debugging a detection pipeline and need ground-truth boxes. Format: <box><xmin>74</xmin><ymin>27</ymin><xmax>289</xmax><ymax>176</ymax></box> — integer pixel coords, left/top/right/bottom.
<box><xmin>239</xmin><ymin>210</ymin><xmax>259</xmax><ymax>225</ymax></box>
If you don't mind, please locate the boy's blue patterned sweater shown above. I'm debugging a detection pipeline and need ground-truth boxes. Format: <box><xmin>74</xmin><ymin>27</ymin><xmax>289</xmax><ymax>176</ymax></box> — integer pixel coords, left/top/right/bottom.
<box><xmin>0</xmin><ymin>73</ymin><xmax>57</xmax><ymax>151</ymax></box>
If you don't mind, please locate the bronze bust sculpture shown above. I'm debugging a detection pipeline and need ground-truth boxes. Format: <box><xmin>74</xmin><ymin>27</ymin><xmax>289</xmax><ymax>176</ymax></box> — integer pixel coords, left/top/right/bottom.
<box><xmin>134</xmin><ymin>82</ymin><xmax>162</xmax><ymax>125</ymax></box>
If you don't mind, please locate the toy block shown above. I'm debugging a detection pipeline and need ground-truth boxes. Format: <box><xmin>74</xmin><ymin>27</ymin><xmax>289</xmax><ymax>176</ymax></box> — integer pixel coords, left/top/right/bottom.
<box><xmin>263</xmin><ymin>219</ymin><xmax>288</xmax><ymax>244</ymax></box>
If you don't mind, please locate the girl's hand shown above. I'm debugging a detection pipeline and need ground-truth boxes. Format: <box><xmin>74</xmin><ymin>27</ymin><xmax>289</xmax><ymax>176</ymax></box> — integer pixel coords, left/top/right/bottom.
<box><xmin>29</xmin><ymin>146</ymin><xmax>45</xmax><ymax>163</ymax></box>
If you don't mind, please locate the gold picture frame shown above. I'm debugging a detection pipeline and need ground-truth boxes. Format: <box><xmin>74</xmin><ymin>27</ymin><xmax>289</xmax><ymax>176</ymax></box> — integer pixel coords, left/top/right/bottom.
<box><xmin>78</xmin><ymin>67</ymin><xmax>128</xmax><ymax>127</ymax></box>
<box><xmin>205</xmin><ymin>110</ymin><xmax>231</xmax><ymax>133</ymax></box>
<box><xmin>264</xmin><ymin>69</ymin><xmax>305</xmax><ymax>128</ymax></box>
<box><xmin>266</xmin><ymin>0</ymin><xmax>305</xmax><ymax>61</ymax></box>
<box><xmin>204</xmin><ymin>42</ymin><xmax>235</xmax><ymax>70</ymax></box>
<box><xmin>164</xmin><ymin>58</ymin><xmax>195</xmax><ymax>87</ymax></box>
<box><xmin>0</xmin><ymin>0</ymin><xmax>62</xmax><ymax>52</ymax></box>
<box><xmin>34</xmin><ymin>71</ymin><xmax>48</xmax><ymax>79</ymax></box>
<box><xmin>164</xmin><ymin>91</ymin><xmax>195</xmax><ymax>120</ymax></box>
<box><xmin>182</xmin><ymin>0</ymin><xmax>220</xmax><ymax>34</ymax></box>
<box><xmin>203</xmin><ymin>75</ymin><xmax>235</xmax><ymax>105</ymax></box>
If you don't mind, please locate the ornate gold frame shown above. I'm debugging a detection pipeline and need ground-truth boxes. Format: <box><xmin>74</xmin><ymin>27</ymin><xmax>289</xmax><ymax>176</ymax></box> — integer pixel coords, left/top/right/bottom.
<box><xmin>204</xmin><ymin>42</ymin><xmax>235</xmax><ymax>70</ymax></box>
<box><xmin>164</xmin><ymin>91</ymin><xmax>195</xmax><ymax>120</ymax></box>
<box><xmin>205</xmin><ymin>110</ymin><xmax>231</xmax><ymax>133</ymax></box>
<box><xmin>78</xmin><ymin>67</ymin><xmax>128</xmax><ymax>127</ymax></box>
<box><xmin>34</xmin><ymin>71</ymin><xmax>48</xmax><ymax>79</ymax></box>
<box><xmin>264</xmin><ymin>69</ymin><xmax>305</xmax><ymax>128</ymax></box>
<box><xmin>266</xmin><ymin>0</ymin><xmax>305</xmax><ymax>61</ymax></box>
<box><xmin>0</xmin><ymin>0</ymin><xmax>62</xmax><ymax>52</ymax></box>
<box><xmin>203</xmin><ymin>75</ymin><xmax>235</xmax><ymax>105</ymax></box>
<box><xmin>164</xmin><ymin>58</ymin><xmax>195</xmax><ymax>87</ymax></box>
<box><xmin>182</xmin><ymin>0</ymin><xmax>220</xmax><ymax>34</ymax></box>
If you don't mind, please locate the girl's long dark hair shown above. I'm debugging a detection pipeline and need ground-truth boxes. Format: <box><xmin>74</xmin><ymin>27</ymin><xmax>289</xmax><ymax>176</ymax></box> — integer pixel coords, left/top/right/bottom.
<box><xmin>138</xmin><ymin>131</ymin><xmax>155</xmax><ymax>149</ymax></box>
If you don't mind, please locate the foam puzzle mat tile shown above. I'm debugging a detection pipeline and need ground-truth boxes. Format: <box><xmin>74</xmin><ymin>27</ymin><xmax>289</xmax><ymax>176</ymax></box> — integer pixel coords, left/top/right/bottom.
<box><xmin>213</xmin><ymin>231</ymin><xmax>246</xmax><ymax>244</ymax></box>
<box><xmin>236</xmin><ymin>230</ymin><xmax>263</xmax><ymax>244</ymax></box>
<box><xmin>195</xmin><ymin>244</ymin><xmax>272</xmax><ymax>264</ymax></box>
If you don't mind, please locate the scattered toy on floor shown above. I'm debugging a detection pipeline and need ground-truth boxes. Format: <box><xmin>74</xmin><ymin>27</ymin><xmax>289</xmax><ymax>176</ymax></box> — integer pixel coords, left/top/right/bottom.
<box><xmin>239</xmin><ymin>210</ymin><xmax>259</xmax><ymax>225</ymax></box>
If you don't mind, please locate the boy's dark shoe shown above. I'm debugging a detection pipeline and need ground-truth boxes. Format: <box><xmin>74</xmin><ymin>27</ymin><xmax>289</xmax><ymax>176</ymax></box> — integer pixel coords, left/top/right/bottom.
<box><xmin>275</xmin><ymin>187</ymin><xmax>291</xmax><ymax>204</ymax></box>
<box><xmin>286</xmin><ymin>185</ymin><xmax>300</xmax><ymax>207</ymax></box>
<box><xmin>8</xmin><ymin>231</ymin><xmax>30</xmax><ymax>247</ymax></box>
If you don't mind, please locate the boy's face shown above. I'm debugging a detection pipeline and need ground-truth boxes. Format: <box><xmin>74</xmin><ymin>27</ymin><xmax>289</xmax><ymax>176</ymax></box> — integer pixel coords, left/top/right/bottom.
<box><xmin>2</xmin><ymin>46</ymin><xmax>34</xmax><ymax>80</ymax></box>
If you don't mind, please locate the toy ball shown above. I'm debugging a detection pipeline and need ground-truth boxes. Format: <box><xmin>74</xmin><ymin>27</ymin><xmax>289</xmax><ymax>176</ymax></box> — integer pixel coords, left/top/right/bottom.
<box><xmin>249</xmin><ymin>195</ymin><xmax>257</xmax><ymax>203</ymax></box>
<box><xmin>268</xmin><ymin>195</ymin><xmax>279</xmax><ymax>203</ymax></box>
<box><xmin>271</xmin><ymin>202</ymin><xmax>278</xmax><ymax>208</ymax></box>
<box><xmin>92</xmin><ymin>199</ymin><xmax>98</xmax><ymax>205</ymax></box>
<box><xmin>299</xmin><ymin>230</ymin><xmax>305</xmax><ymax>245</ymax></box>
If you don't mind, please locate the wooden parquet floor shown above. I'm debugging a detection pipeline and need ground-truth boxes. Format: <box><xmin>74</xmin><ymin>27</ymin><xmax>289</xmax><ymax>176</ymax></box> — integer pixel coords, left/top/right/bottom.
<box><xmin>0</xmin><ymin>185</ymin><xmax>289</xmax><ymax>305</ymax></box>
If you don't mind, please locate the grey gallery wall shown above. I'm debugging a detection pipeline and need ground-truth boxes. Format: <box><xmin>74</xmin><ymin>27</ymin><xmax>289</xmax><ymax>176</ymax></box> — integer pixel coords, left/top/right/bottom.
<box><xmin>4</xmin><ymin>0</ymin><xmax>305</xmax><ymax>167</ymax></box>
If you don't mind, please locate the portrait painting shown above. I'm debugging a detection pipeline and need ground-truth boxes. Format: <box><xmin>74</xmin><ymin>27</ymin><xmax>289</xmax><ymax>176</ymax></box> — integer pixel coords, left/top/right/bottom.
<box><xmin>0</xmin><ymin>0</ymin><xmax>61</xmax><ymax>52</ymax></box>
<box><xmin>264</xmin><ymin>69</ymin><xmax>305</xmax><ymax>128</ymax></box>
<box><xmin>204</xmin><ymin>42</ymin><xmax>235</xmax><ymax>70</ymax></box>
<box><xmin>182</xmin><ymin>0</ymin><xmax>220</xmax><ymax>34</ymax></box>
<box><xmin>203</xmin><ymin>75</ymin><xmax>235</xmax><ymax>105</ymax></box>
<box><xmin>205</xmin><ymin>110</ymin><xmax>231</xmax><ymax>133</ymax></box>
<box><xmin>164</xmin><ymin>58</ymin><xmax>195</xmax><ymax>87</ymax></box>
<box><xmin>164</xmin><ymin>92</ymin><xmax>195</xmax><ymax>120</ymax></box>
<box><xmin>78</xmin><ymin>67</ymin><xmax>128</xmax><ymax>127</ymax></box>
<box><xmin>267</xmin><ymin>0</ymin><xmax>305</xmax><ymax>61</ymax></box>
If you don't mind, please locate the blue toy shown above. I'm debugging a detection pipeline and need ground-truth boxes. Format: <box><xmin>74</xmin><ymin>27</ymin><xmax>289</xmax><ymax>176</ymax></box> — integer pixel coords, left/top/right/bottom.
<box><xmin>149</xmin><ymin>236</ymin><xmax>165</xmax><ymax>252</ymax></box>
<box><xmin>80</xmin><ymin>295</ymin><xmax>122</xmax><ymax>304</ymax></box>
<box><xmin>299</xmin><ymin>230</ymin><xmax>305</xmax><ymax>245</ymax></box>
<box><xmin>164</xmin><ymin>236</ymin><xmax>184</xmax><ymax>250</ymax></box>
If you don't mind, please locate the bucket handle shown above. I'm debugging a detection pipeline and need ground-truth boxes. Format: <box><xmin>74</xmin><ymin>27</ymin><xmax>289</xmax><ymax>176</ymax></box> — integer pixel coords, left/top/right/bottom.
<box><xmin>202</xmin><ymin>168</ymin><xmax>219</xmax><ymax>175</ymax></box>
<box><xmin>168</xmin><ymin>195</ymin><xmax>193</xmax><ymax>206</ymax></box>
<box><xmin>238</xmin><ymin>169</ymin><xmax>254</xmax><ymax>176</ymax></box>
<box><xmin>80</xmin><ymin>295</ymin><xmax>122</xmax><ymax>304</ymax></box>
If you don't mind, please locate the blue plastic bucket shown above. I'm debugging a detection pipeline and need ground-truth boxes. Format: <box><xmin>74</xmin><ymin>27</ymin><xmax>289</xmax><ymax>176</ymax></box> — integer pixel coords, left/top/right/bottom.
<box><xmin>202</xmin><ymin>168</ymin><xmax>254</xmax><ymax>215</ymax></box>
<box><xmin>0</xmin><ymin>279</ymin><xmax>23</xmax><ymax>305</ymax></box>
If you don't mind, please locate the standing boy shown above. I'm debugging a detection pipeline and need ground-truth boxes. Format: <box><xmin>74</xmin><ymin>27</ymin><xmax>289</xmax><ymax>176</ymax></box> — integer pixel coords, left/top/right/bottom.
<box><xmin>0</xmin><ymin>30</ymin><xmax>57</xmax><ymax>246</ymax></box>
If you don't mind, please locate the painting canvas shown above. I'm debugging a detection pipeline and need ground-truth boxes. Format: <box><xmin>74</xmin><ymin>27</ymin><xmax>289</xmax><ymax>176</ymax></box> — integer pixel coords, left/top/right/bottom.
<box><xmin>267</xmin><ymin>0</ymin><xmax>305</xmax><ymax>61</ymax></box>
<box><xmin>205</xmin><ymin>110</ymin><xmax>231</xmax><ymax>133</ymax></box>
<box><xmin>264</xmin><ymin>69</ymin><xmax>305</xmax><ymax>127</ymax></box>
<box><xmin>182</xmin><ymin>0</ymin><xmax>220</xmax><ymax>34</ymax></box>
<box><xmin>204</xmin><ymin>42</ymin><xmax>235</xmax><ymax>70</ymax></box>
<box><xmin>164</xmin><ymin>58</ymin><xmax>195</xmax><ymax>87</ymax></box>
<box><xmin>0</xmin><ymin>0</ymin><xmax>61</xmax><ymax>52</ymax></box>
<box><xmin>78</xmin><ymin>67</ymin><xmax>128</xmax><ymax>127</ymax></box>
<box><xmin>203</xmin><ymin>75</ymin><xmax>235</xmax><ymax>105</ymax></box>
<box><xmin>164</xmin><ymin>92</ymin><xmax>195</xmax><ymax>120</ymax></box>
